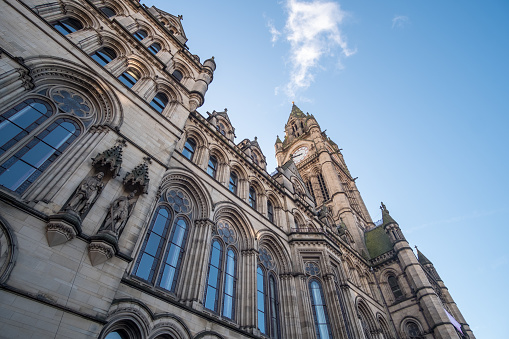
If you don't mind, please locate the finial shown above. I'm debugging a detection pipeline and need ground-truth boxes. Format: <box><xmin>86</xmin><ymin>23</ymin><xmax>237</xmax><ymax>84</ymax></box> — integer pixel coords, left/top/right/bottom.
<box><xmin>254</xmin><ymin>136</ymin><xmax>258</xmax><ymax>141</ymax></box>
<box><xmin>224</xmin><ymin>108</ymin><xmax>227</xmax><ymax>112</ymax></box>
<box><xmin>380</xmin><ymin>202</ymin><xmax>388</xmax><ymax>213</ymax></box>
<box><xmin>415</xmin><ymin>245</ymin><xmax>418</xmax><ymax>250</ymax></box>
<box><xmin>178</xmin><ymin>15</ymin><xmax>183</xmax><ymax>20</ymax></box>
<box><xmin>292</xmin><ymin>101</ymin><xmax>295</xmax><ymax>104</ymax></box>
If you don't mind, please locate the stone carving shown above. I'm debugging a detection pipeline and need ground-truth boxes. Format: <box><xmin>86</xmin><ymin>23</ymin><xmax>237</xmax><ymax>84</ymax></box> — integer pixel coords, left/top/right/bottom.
<box><xmin>258</xmin><ymin>247</ymin><xmax>275</xmax><ymax>270</ymax></box>
<box><xmin>92</xmin><ymin>140</ymin><xmax>125</xmax><ymax>177</ymax></box>
<box><xmin>45</xmin><ymin>211</ymin><xmax>82</xmax><ymax>247</ymax></box>
<box><xmin>124</xmin><ymin>158</ymin><xmax>151</xmax><ymax>194</ymax></box>
<box><xmin>167</xmin><ymin>189</ymin><xmax>191</xmax><ymax>214</ymax></box>
<box><xmin>51</xmin><ymin>89</ymin><xmax>91</xmax><ymax>117</ymax></box>
<box><xmin>305</xmin><ymin>262</ymin><xmax>320</xmax><ymax>276</ymax></box>
<box><xmin>65</xmin><ymin>172</ymin><xmax>104</xmax><ymax>215</ymax></box>
<box><xmin>88</xmin><ymin>240</ymin><xmax>115</xmax><ymax>267</ymax></box>
<box><xmin>99</xmin><ymin>191</ymin><xmax>137</xmax><ymax>239</ymax></box>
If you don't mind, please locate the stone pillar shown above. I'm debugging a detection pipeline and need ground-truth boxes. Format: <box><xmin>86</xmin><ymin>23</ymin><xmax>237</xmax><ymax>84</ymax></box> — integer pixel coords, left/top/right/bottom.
<box><xmin>279</xmin><ymin>274</ymin><xmax>303</xmax><ymax>339</ymax></box>
<box><xmin>239</xmin><ymin>249</ymin><xmax>257</xmax><ymax>333</ymax></box>
<box><xmin>178</xmin><ymin>218</ymin><xmax>214</xmax><ymax>308</ymax></box>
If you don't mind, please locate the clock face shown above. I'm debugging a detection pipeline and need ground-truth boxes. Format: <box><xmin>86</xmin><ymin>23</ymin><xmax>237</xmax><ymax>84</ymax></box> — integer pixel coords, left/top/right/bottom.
<box><xmin>293</xmin><ymin>146</ymin><xmax>309</xmax><ymax>164</ymax></box>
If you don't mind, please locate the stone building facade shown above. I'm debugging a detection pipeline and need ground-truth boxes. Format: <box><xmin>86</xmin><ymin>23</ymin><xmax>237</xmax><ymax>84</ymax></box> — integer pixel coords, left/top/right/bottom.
<box><xmin>0</xmin><ymin>0</ymin><xmax>474</xmax><ymax>338</ymax></box>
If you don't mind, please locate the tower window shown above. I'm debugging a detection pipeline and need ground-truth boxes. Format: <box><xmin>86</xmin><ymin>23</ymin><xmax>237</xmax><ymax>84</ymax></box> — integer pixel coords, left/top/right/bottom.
<box><xmin>150</xmin><ymin>93</ymin><xmax>169</xmax><ymax>113</ymax></box>
<box><xmin>91</xmin><ymin>47</ymin><xmax>116</xmax><ymax>66</ymax></box>
<box><xmin>133</xmin><ymin>29</ymin><xmax>148</xmax><ymax>41</ymax></box>
<box><xmin>182</xmin><ymin>138</ymin><xmax>196</xmax><ymax>160</ymax></box>
<box><xmin>406</xmin><ymin>321</ymin><xmax>423</xmax><ymax>338</ymax></box>
<box><xmin>118</xmin><ymin>69</ymin><xmax>140</xmax><ymax>88</ymax></box>
<box><xmin>207</xmin><ymin>155</ymin><xmax>217</xmax><ymax>178</ymax></box>
<box><xmin>229</xmin><ymin>171</ymin><xmax>238</xmax><ymax>194</ymax></box>
<box><xmin>317</xmin><ymin>173</ymin><xmax>330</xmax><ymax>201</ymax></box>
<box><xmin>306</xmin><ymin>180</ymin><xmax>316</xmax><ymax>203</ymax></box>
<box><xmin>172</xmin><ymin>70</ymin><xmax>183</xmax><ymax>82</ymax></box>
<box><xmin>388</xmin><ymin>275</ymin><xmax>403</xmax><ymax>300</ymax></box>
<box><xmin>100</xmin><ymin>7</ymin><xmax>116</xmax><ymax>18</ymax></box>
<box><xmin>267</xmin><ymin>200</ymin><xmax>274</xmax><ymax>223</ymax></box>
<box><xmin>148</xmin><ymin>43</ymin><xmax>161</xmax><ymax>55</ymax></box>
<box><xmin>52</xmin><ymin>18</ymin><xmax>83</xmax><ymax>35</ymax></box>
<box><xmin>249</xmin><ymin>187</ymin><xmax>257</xmax><ymax>209</ymax></box>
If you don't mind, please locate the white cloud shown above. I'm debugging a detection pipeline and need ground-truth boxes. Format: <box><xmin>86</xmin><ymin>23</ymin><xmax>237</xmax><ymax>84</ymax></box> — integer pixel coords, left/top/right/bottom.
<box><xmin>269</xmin><ymin>0</ymin><xmax>355</xmax><ymax>97</ymax></box>
<box><xmin>267</xmin><ymin>20</ymin><xmax>281</xmax><ymax>45</ymax></box>
<box><xmin>392</xmin><ymin>15</ymin><xmax>410</xmax><ymax>29</ymax></box>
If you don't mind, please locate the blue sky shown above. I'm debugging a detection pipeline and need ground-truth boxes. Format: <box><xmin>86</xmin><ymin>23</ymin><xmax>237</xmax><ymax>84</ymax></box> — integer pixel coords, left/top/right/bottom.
<box><xmin>145</xmin><ymin>1</ymin><xmax>508</xmax><ymax>337</ymax></box>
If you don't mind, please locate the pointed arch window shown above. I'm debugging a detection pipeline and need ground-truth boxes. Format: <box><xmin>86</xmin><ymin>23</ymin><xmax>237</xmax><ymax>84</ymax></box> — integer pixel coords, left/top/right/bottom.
<box><xmin>317</xmin><ymin>173</ymin><xmax>330</xmax><ymax>201</ymax></box>
<box><xmin>306</xmin><ymin>180</ymin><xmax>316</xmax><ymax>203</ymax></box>
<box><xmin>118</xmin><ymin>68</ymin><xmax>140</xmax><ymax>88</ymax></box>
<box><xmin>148</xmin><ymin>43</ymin><xmax>161</xmax><ymax>55</ymax></box>
<box><xmin>182</xmin><ymin>138</ymin><xmax>196</xmax><ymax>160</ymax></box>
<box><xmin>267</xmin><ymin>200</ymin><xmax>274</xmax><ymax>223</ymax></box>
<box><xmin>172</xmin><ymin>70</ymin><xmax>183</xmax><ymax>82</ymax></box>
<box><xmin>249</xmin><ymin>186</ymin><xmax>257</xmax><ymax>209</ymax></box>
<box><xmin>150</xmin><ymin>93</ymin><xmax>169</xmax><ymax>113</ymax></box>
<box><xmin>133</xmin><ymin>29</ymin><xmax>148</xmax><ymax>41</ymax></box>
<box><xmin>309</xmin><ymin>279</ymin><xmax>333</xmax><ymax>339</ymax></box>
<box><xmin>207</xmin><ymin>155</ymin><xmax>217</xmax><ymax>178</ymax></box>
<box><xmin>204</xmin><ymin>236</ymin><xmax>237</xmax><ymax>319</ymax></box>
<box><xmin>133</xmin><ymin>191</ymin><xmax>191</xmax><ymax>293</ymax></box>
<box><xmin>406</xmin><ymin>321</ymin><xmax>423</xmax><ymax>338</ymax></box>
<box><xmin>229</xmin><ymin>171</ymin><xmax>238</xmax><ymax>194</ymax></box>
<box><xmin>388</xmin><ymin>275</ymin><xmax>403</xmax><ymax>300</ymax></box>
<box><xmin>257</xmin><ymin>248</ymin><xmax>280</xmax><ymax>338</ymax></box>
<box><xmin>100</xmin><ymin>7</ymin><xmax>116</xmax><ymax>18</ymax></box>
<box><xmin>0</xmin><ymin>117</ymin><xmax>80</xmax><ymax>194</ymax></box>
<box><xmin>52</xmin><ymin>18</ymin><xmax>83</xmax><ymax>35</ymax></box>
<box><xmin>91</xmin><ymin>47</ymin><xmax>116</xmax><ymax>67</ymax></box>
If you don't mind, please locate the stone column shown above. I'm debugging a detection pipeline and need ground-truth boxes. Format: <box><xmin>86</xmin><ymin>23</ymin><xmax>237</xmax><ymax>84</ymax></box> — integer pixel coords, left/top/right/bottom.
<box><xmin>239</xmin><ymin>249</ymin><xmax>257</xmax><ymax>333</ymax></box>
<box><xmin>279</xmin><ymin>273</ymin><xmax>303</xmax><ymax>339</ymax></box>
<box><xmin>178</xmin><ymin>218</ymin><xmax>214</xmax><ymax>308</ymax></box>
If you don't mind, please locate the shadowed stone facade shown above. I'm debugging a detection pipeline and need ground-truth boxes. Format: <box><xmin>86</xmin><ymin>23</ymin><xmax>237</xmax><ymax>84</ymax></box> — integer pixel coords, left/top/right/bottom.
<box><xmin>0</xmin><ymin>0</ymin><xmax>474</xmax><ymax>338</ymax></box>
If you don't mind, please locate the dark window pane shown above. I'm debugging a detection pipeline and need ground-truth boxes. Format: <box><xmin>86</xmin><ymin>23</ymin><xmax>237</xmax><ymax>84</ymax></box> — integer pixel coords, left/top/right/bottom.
<box><xmin>144</xmin><ymin>233</ymin><xmax>162</xmax><ymax>256</ymax></box>
<box><xmin>172</xmin><ymin>70</ymin><xmax>183</xmax><ymax>82</ymax></box>
<box><xmin>53</xmin><ymin>18</ymin><xmax>83</xmax><ymax>35</ymax></box>
<box><xmin>0</xmin><ymin>159</ymin><xmax>35</xmax><ymax>191</ymax></box>
<box><xmin>91</xmin><ymin>47</ymin><xmax>116</xmax><ymax>66</ymax></box>
<box><xmin>100</xmin><ymin>7</ymin><xmax>116</xmax><ymax>18</ymax></box>
<box><xmin>148</xmin><ymin>43</ymin><xmax>161</xmax><ymax>55</ymax></box>
<box><xmin>133</xmin><ymin>29</ymin><xmax>147</xmax><ymax>41</ymax></box>
<box><xmin>118</xmin><ymin>69</ymin><xmax>140</xmax><ymax>88</ymax></box>
<box><xmin>150</xmin><ymin>93</ymin><xmax>168</xmax><ymax>113</ymax></box>
<box><xmin>229</xmin><ymin>172</ymin><xmax>237</xmax><ymax>194</ymax></box>
<box><xmin>182</xmin><ymin>139</ymin><xmax>196</xmax><ymax>160</ymax></box>
<box><xmin>207</xmin><ymin>156</ymin><xmax>217</xmax><ymax>178</ymax></box>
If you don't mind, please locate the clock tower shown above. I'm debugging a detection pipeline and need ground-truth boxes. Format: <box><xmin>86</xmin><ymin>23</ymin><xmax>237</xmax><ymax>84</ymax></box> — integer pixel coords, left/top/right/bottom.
<box><xmin>275</xmin><ymin>103</ymin><xmax>373</xmax><ymax>253</ymax></box>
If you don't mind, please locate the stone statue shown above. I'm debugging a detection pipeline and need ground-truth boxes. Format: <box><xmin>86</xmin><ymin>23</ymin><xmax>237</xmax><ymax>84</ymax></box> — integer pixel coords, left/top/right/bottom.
<box><xmin>99</xmin><ymin>191</ymin><xmax>137</xmax><ymax>238</ymax></box>
<box><xmin>66</xmin><ymin>172</ymin><xmax>104</xmax><ymax>214</ymax></box>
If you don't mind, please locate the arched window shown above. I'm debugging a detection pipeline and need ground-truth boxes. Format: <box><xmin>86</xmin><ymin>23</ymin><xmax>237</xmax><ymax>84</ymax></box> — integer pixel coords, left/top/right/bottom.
<box><xmin>204</xmin><ymin>240</ymin><xmax>223</xmax><ymax>312</ymax></box>
<box><xmin>406</xmin><ymin>321</ymin><xmax>423</xmax><ymax>338</ymax></box>
<box><xmin>0</xmin><ymin>99</ymin><xmax>52</xmax><ymax>156</ymax></box>
<box><xmin>317</xmin><ymin>173</ymin><xmax>329</xmax><ymax>201</ymax></box>
<box><xmin>133</xmin><ymin>29</ymin><xmax>147</xmax><ymax>41</ymax></box>
<box><xmin>52</xmin><ymin>18</ymin><xmax>83</xmax><ymax>35</ymax></box>
<box><xmin>257</xmin><ymin>265</ymin><xmax>280</xmax><ymax>338</ymax></box>
<box><xmin>309</xmin><ymin>279</ymin><xmax>333</xmax><ymax>339</ymax></box>
<box><xmin>148</xmin><ymin>43</ymin><xmax>161</xmax><ymax>55</ymax></box>
<box><xmin>150</xmin><ymin>93</ymin><xmax>168</xmax><ymax>113</ymax></box>
<box><xmin>0</xmin><ymin>118</ymin><xmax>80</xmax><ymax>194</ymax></box>
<box><xmin>217</xmin><ymin>122</ymin><xmax>226</xmax><ymax>136</ymax></box>
<box><xmin>172</xmin><ymin>70</ymin><xmax>183</xmax><ymax>82</ymax></box>
<box><xmin>306</xmin><ymin>180</ymin><xmax>316</xmax><ymax>203</ymax></box>
<box><xmin>252</xmin><ymin>152</ymin><xmax>259</xmax><ymax>165</ymax></box>
<box><xmin>133</xmin><ymin>194</ymin><xmax>191</xmax><ymax>293</ymax></box>
<box><xmin>105</xmin><ymin>330</ymin><xmax>128</xmax><ymax>339</ymax></box>
<box><xmin>229</xmin><ymin>171</ymin><xmax>238</xmax><ymax>194</ymax></box>
<box><xmin>91</xmin><ymin>47</ymin><xmax>116</xmax><ymax>67</ymax></box>
<box><xmin>118</xmin><ymin>69</ymin><xmax>140</xmax><ymax>88</ymax></box>
<box><xmin>222</xmin><ymin>248</ymin><xmax>236</xmax><ymax>319</ymax></box>
<box><xmin>100</xmin><ymin>7</ymin><xmax>116</xmax><ymax>18</ymax></box>
<box><xmin>207</xmin><ymin>155</ymin><xmax>217</xmax><ymax>178</ymax></box>
<box><xmin>204</xmin><ymin>222</ymin><xmax>238</xmax><ymax>320</ymax></box>
<box><xmin>267</xmin><ymin>200</ymin><xmax>274</xmax><ymax>223</ymax></box>
<box><xmin>249</xmin><ymin>186</ymin><xmax>257</xmax><ymax>209</ymax></box>
<box><xmin>182</xmin><ymin>138</ymin><xmax>196</xmax><ymax>160</ymax></box>
<box><xmin>388</xmin><ymin>275</ymin><xmax>403</xmax><ymax>300</ymax></box>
